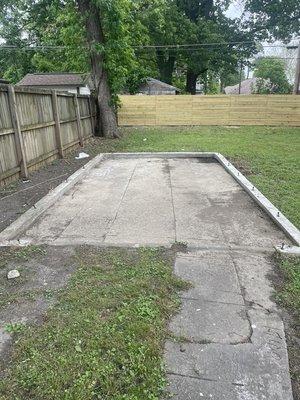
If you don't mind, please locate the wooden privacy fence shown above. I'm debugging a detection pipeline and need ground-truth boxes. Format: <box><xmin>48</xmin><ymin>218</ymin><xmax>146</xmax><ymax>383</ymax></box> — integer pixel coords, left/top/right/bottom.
<box><xmin>0</xmin><ymin>85</ymin><xmax>96</xmax><ymax>185</ymax></box>
<box><xmin>118</xmin><ymin>95</ymin><xmax>300</xmax><ymax>126</ymax></box>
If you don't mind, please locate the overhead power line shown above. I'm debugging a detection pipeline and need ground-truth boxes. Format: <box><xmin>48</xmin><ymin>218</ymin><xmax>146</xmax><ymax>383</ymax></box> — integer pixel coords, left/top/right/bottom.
<box><xmin>0</xmin><ymin>41</ymin><xmax>293</xmax><ymax>52</ymax></box>
<box><xmin>0</xmin><ymin>45</ymin><xmax>67</xmax><ymax>50</ymax></box>
<box><xmin>134</xmin><ymin>41</ymin><xmax>289</xmax><ymax>49</ymax></box>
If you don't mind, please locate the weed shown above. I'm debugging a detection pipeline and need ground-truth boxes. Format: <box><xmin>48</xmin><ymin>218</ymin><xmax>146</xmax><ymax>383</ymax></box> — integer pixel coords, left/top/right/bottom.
<box><xmin>4</xmin><ymin>323</ymin><xmax>25</xmax><ymax>334</ymax></box>
<box><xmin>15</xmin><ymin>246</ymin><xmax>46</xmax><ymax>261</ymax></box>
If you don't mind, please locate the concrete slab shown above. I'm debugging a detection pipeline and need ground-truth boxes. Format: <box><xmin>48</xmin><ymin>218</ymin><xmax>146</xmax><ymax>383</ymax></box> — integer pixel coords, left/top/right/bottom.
<box><xmin>169</xmin><ymin>299</ymin><xmax>250</xmax><ymax>344</ymax></box>
<box><xmin>104</xmin><ymin>158</ymin><xmax>175</xmax><ymax>245</ymax></box>
<box><xmin>18</xmin><ymin>156</ymin><xmax>289</xmax><ymax>248</ymax></box>
<box><xmin>166</xmin><ymin>372</ymin><xmax>291</xmax><ymax>400</ymax></box>
<box><xmin>165</xmin><ymin>310</ymin><xmax>292</xmax><ymax>399</ymax></box>
<box><xmin>233</xmin><ymin>251</ymin><xmax>278</xmax><ymax>311</ymax></box>
<box><xmin>165</xmin><ymin>250</ymin><xmax>293</xmax><ymax>399</ymax></box>
<box><xmin>166</xmin><ymin>311</ymin><xmax>289</xmax><ymax>379</ymax></box>
<box><xmin>169</xmin><ymin>158</ymin><xmax>288</xmax><ymax>248</ymax></box>
<box><xmin>174</xmin><ymin>252</ymin><xmax>244</xmax><ymax>304</ymax></box>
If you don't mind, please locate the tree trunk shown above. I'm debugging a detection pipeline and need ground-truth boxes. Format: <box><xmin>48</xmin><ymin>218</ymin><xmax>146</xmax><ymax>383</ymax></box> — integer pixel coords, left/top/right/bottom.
<box><xmin>77</xmin><ymin>0</ymin><xmax>119</xmax><ymax>138</ymax></box>
<box><xmin>156</xmin><ymin>50</ymin><xmax>176</xmax><ymax>84</ymax></box>
<box><xmin>186</xmin><ymin>69</ymin><xmax>198</xmax><ymax>94</ymax></box>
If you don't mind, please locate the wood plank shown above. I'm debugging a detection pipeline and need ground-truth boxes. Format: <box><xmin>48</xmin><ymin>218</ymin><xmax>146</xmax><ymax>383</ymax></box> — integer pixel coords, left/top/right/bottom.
<box><xmin>73</xmin><ymin>94</ymin><xmax>84</xmax><ymax>146</ymax></box>
<box><xmin>7</xmin><ymin>85</ymin><xmax>28</xmax><ymax>178</ymax></box>
<box><xmin>51</xmin><ymin>90</ymin><xmax>64</xmax><ymax>158</ymax></box>
<box><xmin>118</xmin><ymin>94</ymin><xmax>300</xmax><ymax>126</ymax></box>
<box><xmin>88</xmin><ymin>97</ymin><xmax>95</xmax><ymax>135</ymax></box>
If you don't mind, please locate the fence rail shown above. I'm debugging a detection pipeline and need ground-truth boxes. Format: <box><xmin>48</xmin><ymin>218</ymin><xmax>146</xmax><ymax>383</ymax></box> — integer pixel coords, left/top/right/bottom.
<box><xmin>0</xmin><ymin>85</ymin><xmax>96</xmax><ymax>185</ymax></box>
<box><xmin>118</xmin><ymin>94</ymin><xmax>300</xmax><ymax>126</ymax></box>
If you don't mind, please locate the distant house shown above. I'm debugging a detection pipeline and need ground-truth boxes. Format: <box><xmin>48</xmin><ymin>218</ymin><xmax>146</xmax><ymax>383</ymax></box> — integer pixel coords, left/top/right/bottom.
<box><xmin>224</xmin><ymin>77</ymin><xmax>260</xmax><ymax>95</ymax></box>
<box><xmin>17</xmin><ymin>72</ymin><xmax>93</xmax><ymax>95</ymax></box>
<box><xmin>137</xmin><ymin>78</ymin><xmax>180</xmax><ymax>95</ymax></box>
<box><xmin>0</xmin><ymin>78</ymin><xmax>9</xmax><ymax>84</ymax></box>
<box><xmin>195</xmin><ymin>82</ymin><xmax>204</xmax><ymax>94</ymax></box>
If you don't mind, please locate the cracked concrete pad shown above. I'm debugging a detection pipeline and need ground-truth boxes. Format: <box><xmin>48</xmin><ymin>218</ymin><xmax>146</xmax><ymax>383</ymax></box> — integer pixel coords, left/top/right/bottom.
<box><xmin>165</xmin><ymin>313</ymin><xmax>290</xmax><ymax>383</ymax></box>
<box><xmin>19</xmin><ymin>157</ymin><xmax>289</xmax><ymax>248</ymax></box>
<box><xmin>175</xmin><ymin>252</ymin><xmax>244</xmax><ymax>304</ymax></box>
<box><xmin>104</xmin><ymin>158</ymin><xmax>175</xmax><ymax>245</ymax></box>
<box><xmin>166</xmin><ymin>372</ymin><xmax>291</xmax><ymax>400</ymax></box>
<box><xmin>165</xmin><ymin>249</ymin><xmax>293</xmax><ymax>399</ymax></box>
<box><xmin>169</xmin><ymin>299</ymin><xmax>251</xmax><ymax>344</ymax></box>
<box><xmin>168</xmin><ymin>158</ymin><xmax>288</xmax><ymax>248</ymax></box>
<box><xmin>165</xmin><ymin>311</ymin><xmax>292</xmax><ymax>399</ymax></box>
<box><xmin>232</xmin><ymin>251</ymin><xmax>279</xmax><ymax>311</ymax></box>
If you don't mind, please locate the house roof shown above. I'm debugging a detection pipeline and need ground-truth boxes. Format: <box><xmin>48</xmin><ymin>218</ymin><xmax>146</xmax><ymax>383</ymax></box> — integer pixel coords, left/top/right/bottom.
<box><xmin>17</xmin><ymin>73</ymin><xmax>88</xmax><ymax>87</ymax></box>
<box><xmin>224</xmin><ymin>77</ymin><xmax>259</xmax><ymax>95</ymax></box>
<box><xmin>143</xmin><ymin>78</ymin><xmax>181</xmax><ymax>92</ymax></box>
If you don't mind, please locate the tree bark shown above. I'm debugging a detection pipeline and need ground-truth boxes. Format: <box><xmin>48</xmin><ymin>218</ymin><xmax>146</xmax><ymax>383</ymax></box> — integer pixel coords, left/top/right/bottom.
<box><xmin>77</xmin><ymin>0</ymin><xmax>119</xmax><ymax>138</ymax></box>
<box><xmin>186</xmin><ymin>69</ymin><xmax>198</xmax><ymax>94</ymax></box>
<box><xmin>156</xmin><ymin>50</ymin><xmax>176</xmax><ymax>84</ymax></box>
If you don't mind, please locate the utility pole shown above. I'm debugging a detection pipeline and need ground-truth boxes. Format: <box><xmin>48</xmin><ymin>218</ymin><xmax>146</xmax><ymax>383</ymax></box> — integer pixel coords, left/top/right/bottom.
<box><xmin>238</xmin><ymin>61</ymin><xmax>243</xmax><ymax>94</ymax></box>
<box><xmin>287</xmin><ymin>41</ymin><xmax>300</xmax><ymax>94</ymax></box>
<box><xmin>293</xmin><ymin>43</ymin><xmax>300</xmax><ymax>94</ymax></box>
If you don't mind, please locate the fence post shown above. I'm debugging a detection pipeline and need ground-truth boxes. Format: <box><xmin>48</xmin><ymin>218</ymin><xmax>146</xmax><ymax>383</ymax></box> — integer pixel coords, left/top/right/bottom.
<box><xmin>88</xmin><ymin>96</ymin><xmax>95</xmax><ymax>135</ymax></box>
<box><xmin>73</xmin><ymin>94</ymin><xmax>84</xmax><ymax>146</ymax></box>
<box><xmin>51</xmin><ymin>90</ymin><xmax>64</xmax><ymax>158</ymax></box>
<box><xmin>7</xmin><ymin>85</ymin><xmax>28</xmax><ymax>179</ymax></box>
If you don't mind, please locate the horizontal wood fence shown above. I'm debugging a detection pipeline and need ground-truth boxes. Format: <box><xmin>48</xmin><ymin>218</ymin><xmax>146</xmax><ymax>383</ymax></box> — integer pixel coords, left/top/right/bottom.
<box><xmin>0</xmin><ymin>85</ymin><xmax>96</xmax><ymax>185</ymax></box>
<box><xmin>118</xmin><ymin>95</ymin><xmax>300</xmax><ymax>126</ymax></box>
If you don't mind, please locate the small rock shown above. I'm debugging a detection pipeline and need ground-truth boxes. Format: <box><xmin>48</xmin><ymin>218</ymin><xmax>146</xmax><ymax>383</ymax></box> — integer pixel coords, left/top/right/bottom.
<box><xmin>179</xmin><ymin>344</ymin><xmax>186</xmax><ymax>352</ymax></box>
<box><xmin>7</xmin><ymin>270</ymin><xmax>20</xmax><ymax>280</ymax></box>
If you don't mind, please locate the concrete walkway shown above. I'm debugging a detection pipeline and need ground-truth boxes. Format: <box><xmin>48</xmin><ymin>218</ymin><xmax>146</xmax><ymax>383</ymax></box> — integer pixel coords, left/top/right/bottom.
<box><xmin>19</xmin><ymin>157</ymin><xmax>293</xmax><ymax>399</ymax></box>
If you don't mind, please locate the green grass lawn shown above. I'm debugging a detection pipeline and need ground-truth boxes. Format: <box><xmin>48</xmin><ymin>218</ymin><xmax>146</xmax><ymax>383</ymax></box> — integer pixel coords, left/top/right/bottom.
<box><xmin>89</xmin><ymin>125</ymin><xmax>300</xmax><ymax>229</ymax></box>
<box><xmin>0</xmin><ymin>246</ymin><xmax>188</xmax><ymax>400</ymax></box>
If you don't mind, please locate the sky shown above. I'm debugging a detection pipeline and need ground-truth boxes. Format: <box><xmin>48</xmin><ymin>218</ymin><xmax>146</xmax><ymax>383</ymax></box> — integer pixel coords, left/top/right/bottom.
<box><xmin>226</xmin><ymin>1</ymin><xmax>244</xmax><ymax>19</ymax></box>
<box><xmin>225</xmin><ymin>1</ymin><xmax>298</xmax><ymax>82</ymax></box>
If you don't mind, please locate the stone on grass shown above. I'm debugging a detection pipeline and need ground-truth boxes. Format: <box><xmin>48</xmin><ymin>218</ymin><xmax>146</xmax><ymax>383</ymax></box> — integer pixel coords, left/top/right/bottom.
<box><xmin>7</xmin><ymin>269</ymin><xmax>20</xmax><ymax>280</ymax></box>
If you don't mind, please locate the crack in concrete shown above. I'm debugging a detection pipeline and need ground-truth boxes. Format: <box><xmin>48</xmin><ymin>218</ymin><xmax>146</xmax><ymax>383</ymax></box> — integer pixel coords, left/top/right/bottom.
<box><xmin>167</xmin><ymin>371</ymin><xmax>245</xmax><ymax>386</ymax></box>
<box><xmin>103</xmin><ymin>160</ymin><xmax>139</xmax><ymax>241</ymax></box>
<box><xmin>185</xmin><ymin>244</ymin><xmax>274</xmax><ymax>254</ymax></box>
<box><xmin>229</xmin><ymin>253</ymin><xmax>254</xmax><ymax>344</ymax></box>
<box><xmin>180</xmin><ymin>296</ymin><xmax>244</xmax><ymax>307</ymax></box>
<box><xmin>165</xmin><ymin>159</ymin><xmax>178</xmax><ymax>243</ymax></box>
<box><xmin>245</xmin><ymin>300</ymin><xmax>272</xmax><ymax>314</ymax></box>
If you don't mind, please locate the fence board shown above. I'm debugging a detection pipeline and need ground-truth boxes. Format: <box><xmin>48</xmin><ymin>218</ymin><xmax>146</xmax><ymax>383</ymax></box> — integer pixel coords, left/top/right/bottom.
<box><xmin>119</xmin><ymin>95</ymin><xmax>300</xmax><ymax>126</ymax></box>
<box><xmin>0</xmin><ymin>91</ymin><xmax>13</xmax><ymax>131</ymax></box>
<box><xmin>0</xmin><ymin>133</ymin><xmax>18</xmax><ymax>174</ymax></box>
<box><xmin>0</xmin><ymin>85</ymin><xmax>95</xmax><ymax>185</ymax></box>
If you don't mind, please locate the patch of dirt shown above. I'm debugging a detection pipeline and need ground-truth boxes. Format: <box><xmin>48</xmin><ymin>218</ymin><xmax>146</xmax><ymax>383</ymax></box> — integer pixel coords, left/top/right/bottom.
<box><xmin>0</xmin><ymin>138</ymin><xmax>109</xmax><ymax>233</ymax></box>
<box><xmin>228</xmin><ymin>156</ymin><xmax>255</xmax><ymax>176</ymax></box>
<box><xmin>0</xmin><ymin>245</ymin><xmax>76</xmax><ymax>371</ymax></box>
<box><xmin>170</xmin><ymin>242</ymin><xmax>188</xmax><ymax>253</ymax></box>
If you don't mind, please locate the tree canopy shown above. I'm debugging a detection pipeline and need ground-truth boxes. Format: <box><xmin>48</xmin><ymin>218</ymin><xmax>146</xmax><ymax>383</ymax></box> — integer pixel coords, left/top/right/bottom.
<box><xmin>0</xmin><ymin>0</ymin><xmax>299</xmax><ymax>114</ymax></box>
<box><xmin>253</xmin><ymin>57</ymin><xmax>292</xmax><ymax>94</ymax></box>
